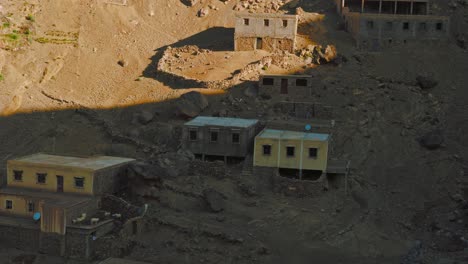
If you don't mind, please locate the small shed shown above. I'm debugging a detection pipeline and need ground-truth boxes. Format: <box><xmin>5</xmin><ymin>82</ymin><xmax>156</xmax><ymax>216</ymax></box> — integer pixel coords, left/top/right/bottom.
<box><xmin>182</xmin><ymin>116</ymin><xmax>259</xmax><ymax>160</ymax></box>
<box><xmin>254</xmin><ymin>129</ymin><xmax>330</xmax><ymax>177</ymax></box>
<box><xmin>259</xmin><ymin>74</ymin><xmax>313</xmax><ymax>98</ymax></box>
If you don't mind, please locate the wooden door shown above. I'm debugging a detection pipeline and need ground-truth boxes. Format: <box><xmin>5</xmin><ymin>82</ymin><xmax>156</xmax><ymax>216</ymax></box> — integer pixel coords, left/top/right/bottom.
<box><xmin>56</xmin><ymin>176</ymin><xmax>63</xmax><ymax>192</ymax></box>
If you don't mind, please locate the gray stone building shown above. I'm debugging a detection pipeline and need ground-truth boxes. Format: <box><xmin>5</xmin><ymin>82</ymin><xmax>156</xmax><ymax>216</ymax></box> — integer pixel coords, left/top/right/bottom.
<box><xmin>234</xmin><ymin>13</ymin><xmax>298</xmax><ymax>53</ymax></box>
<box><xmin>182</xmin><ymin>116</ymin><xmax>259</xmax><ymax>161</ymax></box>
<box><xmin>334</xmin><ymin>0</ymin><xmax>450</xmax><ymax>49</ymax></box>
<box><xmin>259</xmin><ymin>74</ymin><xmax>313</xmax><ymax>98</ymax></box>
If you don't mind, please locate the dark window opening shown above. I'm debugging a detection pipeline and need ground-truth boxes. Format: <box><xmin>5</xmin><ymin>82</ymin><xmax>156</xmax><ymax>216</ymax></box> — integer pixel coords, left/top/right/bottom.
<box><xmin>189</xmin><ymin>129</ymin><xmax>197</xmax><ymax>141</ymax></box>
<box><xmin>286</xmin><ymin>146</ymin><xmax>295</xmax><ymax>157</ymax></box>
<box><xmin>263</xmin><ymin>145</ymin><xmax>271</xmax><ymax>155</ymax></box>
<box><xmin>13</xmin><ymin>170</ymin><xmax>23</xmax><ymax>181</ymax></box>
<box><xmin>232</xmin><ymin>132</ymin><xmax>240</xmax><ymax>144</ymax></box>
<box><xmin>296</xmin><ymin>79</ymin><xmax>307</xmax><ymax>86</ymax></box>
<box><xmin>74</xmin><ymin>177</ymin><xmax>85</xmax><ymax>188</ymax></box>
<box><xmin>436</xmin><ymin>22</ymin><xmax>443</xmax><ymax>31</ymax></box>
<box><xmin>403</xmin><ymin>22</ymin><xmax>410</xmax><ymax>30</ymax></box>
<box><xmin>210</xmin><ymin>131</ymin><xmax>218</xmax><ymax>143</ymax></box>
<box><xmin>283</xmin><ymin>20</ymin><xmax>288</xmax><ymax>27</ymax></box>
<box><xmin>5</xmin><ymin>200</ymin><xmax>12</xmax><ymax>210</ymax></box>
<box><xmin>244</xmin><ymin>18</ymin><xmax>249</xmax><ymax>25</ymax></box>
<box><xmin>28</xmin><ymin>202</ymin><xmax>34</xmax><ymax>212</ymax></box>
<box><xmin>309</xmin><ymin>148</ymin><xmax>318</xmax><ymax>158</ymax></box>
<box><xmin>366</xmin><ymin>20</ymin><xmax>374</xmax><ymax>29</ymax></box>
<box><xmin>262</xmin><ymin>78</ymin><xmax>274</xmax><ymax>85</ymax></box>
<box><xmin>388</xmin><ymin>39</ymin><xmax>393</xmax><ymax>44</ymax></box>
<box><xmin>264</xmin><ymin>19</ymin><xmax>269</xmax><ymax>26</ymax></box>
<box><xmin>37</xmin><ymin>173</ymin><xmax>47</xmax><ymax>184</ymax></box>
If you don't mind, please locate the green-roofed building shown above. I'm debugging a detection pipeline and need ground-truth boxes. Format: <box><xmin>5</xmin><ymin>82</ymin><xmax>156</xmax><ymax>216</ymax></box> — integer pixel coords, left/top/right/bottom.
<box><xmin>182</xmin><ymin>116</ymin><xmax>259</xmax><ymax>160</ymax></box>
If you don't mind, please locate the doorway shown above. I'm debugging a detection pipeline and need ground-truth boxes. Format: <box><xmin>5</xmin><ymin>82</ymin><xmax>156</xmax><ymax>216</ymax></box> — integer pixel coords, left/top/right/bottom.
<box><xmin>280</xmin><ymin>78</ymin><xmax>288</xmax><ymax>94</ymax></box>
<box><xmin>56</xmin><ymin>176</ymin><xmax>63</xmax><ymax>192</ymax></box>
<box><xmin>256</xmin><ymin>38</ymin><xmax>263</xmax><ymax>49</ymax></box>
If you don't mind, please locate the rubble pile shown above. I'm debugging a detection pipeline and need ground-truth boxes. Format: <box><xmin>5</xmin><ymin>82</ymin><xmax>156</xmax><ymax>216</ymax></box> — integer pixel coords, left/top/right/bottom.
<box><xmin>299</xmin><ymin>44</ymin><xmax>337</xmax><ymax>65</ymax></box>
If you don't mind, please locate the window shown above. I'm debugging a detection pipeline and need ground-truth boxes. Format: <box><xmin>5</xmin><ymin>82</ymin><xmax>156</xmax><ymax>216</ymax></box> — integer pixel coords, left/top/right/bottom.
<box><xmin>436</xmin><ymin>22</ymin><xmax>443</xmax><ymax>31</ymax></box>
<box><xmin>74</xmin><ymin>177</ymin><xmax>85</xmax><ymax>188</ymax></box>
<box><xmin>262</xmin><ymin>78</ymin><xmax>274</xmax><ymax>85</ymax></box>
<box><xmin>28</xmin><ymin>202</ymin><xmax>34</xmax><ymax>212</ymax></box>
<box><xmin>385</xmin><ymin>22</ymin><xmax>393</xmax><ymax>30</ymax></box>
<box><xmin>419</xmin><ymin>22</ymin><xmax>427</xmax><ymax>31</ymax></box>
<box><xmin>262</xmin><ymin>145</ymin><xmax>271</xmax><ymax>155</ymax></box>
<box><xmin>189</xmin><ymin>129</ymin><xmax>197</xmax><ymax>141</ymax></box>
<box><xmin>37</xmin><ymin>173</ymin><xmax>47</xmax><ymax>184</ymax></box>
<box><xmin>13</xmin><ymin>170</ymin><xmax>23</xmax><ymax>181</ymax></box>
<box><xmin>244</xmin><ymin>18</ymin><xmax>249</xmax><ymax>25</ymax></box>
<box><xmin>296</xmin><ymin>79</ymin><xmax>307</xmax><ymax>86</ymax></box>
<box><xmin>5</xmin><ymin>200</ymin><xmax>12</xmax><ymax>210</ymax></box>
<box><xmin>309</xmin><ymin>148</ymin><xmax>318</xmax><ymax>159</ymax></box>
<box><xmin>210</xmin><ymin>130</ymin><xmax>218</xmax><ymax>143</ymax></box>
<box><xmin>283</xmin><ymin>20</ymin><xmax>288</xmax><ymax>27</ymax></box>
<box><xmin>366</xmin><ymin>20</ymin><xmax>374</xmax><ymax>29</ymax></box>
<box><xmin>232</xmin><ymin>132</ymin><xmax>240</xmax><ymax>144</ymax></box>
<box><xmin>286</xmin><ymin>146</ymin><xmax>295</xmax><ymax>157</ymax></box>
<box><xmin>403</xmin><ymin>22</ymin><xmax>409</xmax><ymax>30</ymax></box>
<box><xmin>264</xmin><ymin>19</ymin><xmax>270</xmax><ymax>27</ymax></box>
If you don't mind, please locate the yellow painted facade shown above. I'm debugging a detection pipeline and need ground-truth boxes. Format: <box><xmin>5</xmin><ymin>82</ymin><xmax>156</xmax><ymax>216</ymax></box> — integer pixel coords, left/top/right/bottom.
<box><xmin>6</xmin><ymin>164</ymin><xmax>94</xmax><ymax>195</ymax></box>
<box><xmin>254</xmin><ymin>129</ymin><xmax>329</xmax><ymax>172</ymax></box>
<box><xmin>0</xmin><ymin>193</ymin><xmax>38</xmax><ymax>217</ymax></box>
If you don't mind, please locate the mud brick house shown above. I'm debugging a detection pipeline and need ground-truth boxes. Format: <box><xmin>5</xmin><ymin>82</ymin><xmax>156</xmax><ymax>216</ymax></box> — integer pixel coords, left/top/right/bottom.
<box><xmin>182</xmin><ymin>116</ymin><xmax>259</xmax><ymax>161</ymax></box>
<box><xmin>259</xmin><ymin>74</ymin><xmax>313</xmax><ymax>98</ymax></box>
<box><xmin>0</xmin><ymin>153</ymin><xmax>134</xmax><ymax>258</ymax></box>
<box><xmin>234</xmin><ymin>13</ymin><xmax>298</xmax><ymax>53</ymax></box>
<box><xmin>334</xmin><ymin>0</ymin><xmax>450</xmax><ymax>49</ymax></box>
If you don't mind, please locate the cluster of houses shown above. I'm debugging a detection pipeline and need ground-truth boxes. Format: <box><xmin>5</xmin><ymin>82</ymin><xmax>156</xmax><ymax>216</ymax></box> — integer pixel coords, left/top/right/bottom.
<box><xmin>0</xmin><ymin>0</ymin><xmax>449</xmax><ymax>259</ymax></box>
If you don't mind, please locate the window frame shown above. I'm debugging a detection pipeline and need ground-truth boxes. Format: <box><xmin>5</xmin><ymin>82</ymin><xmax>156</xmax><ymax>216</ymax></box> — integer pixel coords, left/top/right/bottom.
<box><xmin>74</xmin><ymin>177</ymin><xmax>85</xmax><ymax>189</ymax></box>
<box><xmin>231</xmin><ymin>130</ymin><xmax>240</xmax><ymax>144</ymax></box>
<box><xmin>13</xmin><ymin>170</ymin><xmax>23</xmax><ymax>181</ymax></box>
<box><xmin>264</xmin><ymin>19</ymin><xmax>270</xmax><ymax>27</ymax></box>
<box><xmin>189</xmin><ymin>128</ymin><xmax>198</xmax><ymax>141</ymax></box>
<box><xmin>262</xmin><ymin>78</ymin><xmax>274</xmax><ymax>86</ymax></box>
<box><xmin>210</xmin><ymin>129</ymin><xmax>219</xmax><ymax>143</ymax></box>
<box><xmin>286</xmin><ymin>146</ymin><xmax>295</xmax><ymax>157</ymax></box>
<box><xmin>244</xmin><ymin>18</ymin><xmax>249</xmax><ymax>26</ymax></box>
<box><xmin>295</xmin><ymin>79</ymin><xmax>308</xmax><ymax>87</ymax></box>
<box><xmin>262</xmin><ymin>145</ymin><xmax>272</xmax><ymax>156</ymax></box>
<box><xmin>436</xmin><ymin>22</ymin><xmax>443</xmax><ymax>31</ymax></box>
<box><xmin>36</xmin><ymin>173</ymin><xmax>47</xmax><ymax>184</ymax></box>
<box><xmin>403</xmin><ymin>22</ymin><xmax>410</xmax><ymax>30</ymax></box>
<box><xmin>28</xmin><ymin>201</ymin><xmax>35</xmax><ymax>212</ymax></box>
<box><xmin>308</xmin><ymin>148</ymin><xmax>318</xmax><ymax>159</ymax></box>
<box><xmin>282</xmin><ymin>20</ymin><xmax>288</xmax><ymax>27</ymax></box>
<box><xmin>5</xmin><ymin>200</ymin><xmax>12</xmax><ymax>210</ymax></box>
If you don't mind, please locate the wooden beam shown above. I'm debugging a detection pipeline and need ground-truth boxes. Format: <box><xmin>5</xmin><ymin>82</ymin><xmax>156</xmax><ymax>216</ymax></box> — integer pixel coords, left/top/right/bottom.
<box><xmin>361</xmin><ymin>0</ymin><xmax>365</xmax><ymax>13</ymax></box>
<box><xmin>394</xmin><ymin>1</ymin><xmax>397</xmax><ymax>14</ymax></box>
<box><xmin>379</xmin><ymin>0</ymin><xmax>383</xmax><ymax>13</ymax></box>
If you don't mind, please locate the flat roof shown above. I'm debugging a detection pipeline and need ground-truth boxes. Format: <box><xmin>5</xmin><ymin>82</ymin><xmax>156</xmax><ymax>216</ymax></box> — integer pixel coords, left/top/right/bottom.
<box><xmin>261</xmin><ymin>74</ymin><xmax>312</xmax><ymax>78</ymax></box>
<box><xmin>256</xmin><ymin>129</ymin><xmax>329</xmax><ymax>141</ymax></box>
<box><xmin>0</xmin><ymin>187</ymin><xmax>93</xmax><ymax>208</ymax></box>
<box><xmin>9</xmin><ymin>153</ymin><xmax>135</xmax><ymax>172</ymax></box>
<box><xmin>184</xmin><ymin>116</ymin><xmax>258</xmax><ymax>128</ymax></box>
<box><xmin>236</xmin><ymin>12</ymin><xmax>298</xmax><ymax>19</ymax></box>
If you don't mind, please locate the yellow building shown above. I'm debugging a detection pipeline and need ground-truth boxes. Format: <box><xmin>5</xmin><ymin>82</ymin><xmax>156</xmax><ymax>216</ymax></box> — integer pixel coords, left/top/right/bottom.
<box><xmin>254</xmin><ymin>129</ymin><xmax>329</xmax><ymax>177</ymax></box>
<box><xmin>0</xmin><ymin>153</ymin><xmax>135</xmax><ymax>235</ymax></box>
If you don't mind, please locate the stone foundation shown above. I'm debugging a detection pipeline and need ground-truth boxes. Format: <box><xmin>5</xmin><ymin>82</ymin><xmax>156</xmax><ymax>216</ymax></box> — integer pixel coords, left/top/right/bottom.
<box><xmin>234</xmin><ymin>36</ymin><xmax>295</xmax><ymax>53</ymax></box>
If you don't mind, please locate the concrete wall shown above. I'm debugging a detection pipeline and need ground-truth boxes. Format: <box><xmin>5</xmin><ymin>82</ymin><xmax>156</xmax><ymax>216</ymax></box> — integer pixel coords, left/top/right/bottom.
<box><xmin>93</xmin><ymin>165</ymin><xmax>129</xmax><ymax>195</ymax></box>
<box><xmin>259</xmin><ymin>75</ymin><xmax>313</xmax><ymax>99</ymax></box>
<box><xmin>182</xmin><ymin>125</ymin><xmax>257</xmax><ymax>157</ymax></box>
<box><xmin>7</xmin><ymin>163</ymin><xmax>95</xmax><ymax>195</ymax></box>
<box><xmin>254</xmin><ymin>137</ymin><xmax>329</xmax><ymax>172</ymax></box>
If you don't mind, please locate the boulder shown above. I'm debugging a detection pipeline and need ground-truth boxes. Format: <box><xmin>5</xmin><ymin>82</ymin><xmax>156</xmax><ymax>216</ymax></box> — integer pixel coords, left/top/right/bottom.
<box><xmin>117</xmin><ymin>59</ymin><xmax>128</xmax><ymax>67</ymax></box>
<box><xmin>137</xmin><ymin>110</ymin><xmax>154</xmax><ymax>125</ymax></box>
<box><xmin>177</xmin><ymin>91</ymin><xmax>209</xmax><ymax>117</ymax></box>
<box><xmin>202</xmin><ymin>188</ymin><xmax>225</xmax><ymax>213</ymax></box>
<box><xmin>181</xmin><ymin>0</ymin><xmax>198</xmax><ymax>6</ymax></box>
<box><xmin>198</xmin><ymin>7</ymin><xmax>209</xmax><ymax>17</ymax></box>
<box><xmin>418</xmin><ymin>130</ymin><xmax>443</xmax><ymax>150</ymax></box>
<box><xmin>416</xmin><ymin>75</ymin><xmax>438</xmax><ymax>90</ymax></box>
<box><xmin>244</xmin><ymin>85</ymin><xmax>258</xmax><ymax>98</ymax></box>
